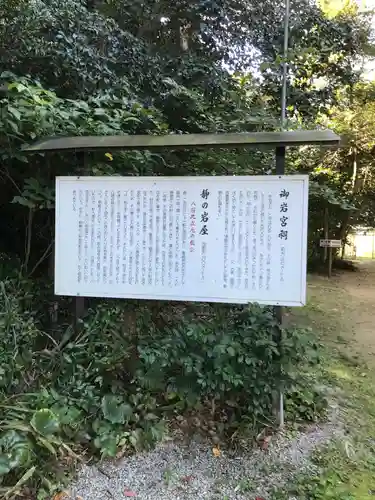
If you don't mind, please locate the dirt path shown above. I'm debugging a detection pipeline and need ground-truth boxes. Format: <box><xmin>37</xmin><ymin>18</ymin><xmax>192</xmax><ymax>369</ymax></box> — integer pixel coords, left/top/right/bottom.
<box><xmin>291</xmin><ymin>260</ymin><xmax>375</xmax><ymax>364</ymax></box>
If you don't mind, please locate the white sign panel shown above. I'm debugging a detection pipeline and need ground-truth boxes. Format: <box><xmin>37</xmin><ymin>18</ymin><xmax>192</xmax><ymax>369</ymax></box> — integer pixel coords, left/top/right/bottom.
<box><xmin>320</xmin><ymin>239</ymin><xmax>341</xmax><ymax>248</ymax></box>
<box><xmin>55</xmin><ymin>175</ymin><xmax>308</xmax><ymax>306</ymax></box>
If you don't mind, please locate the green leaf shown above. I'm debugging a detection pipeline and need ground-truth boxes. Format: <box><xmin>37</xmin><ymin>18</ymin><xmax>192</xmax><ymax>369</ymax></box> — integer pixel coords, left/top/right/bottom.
<box><xmin>7</xmin><ymin>120</ymin><xmax>19</xmax><ymax>134</ymax></box>
<box><xmin>227</xmin><ymin>346</ymin><xmax>236</xmax><ymax>357</ymax></box>
<box><xmin>0</xmin><ymin>456</ymin><xmax>12</xmax><ymax>476</ymax></box>
<box><xmin>93</xmin><ymin>435</ymin><xmax>118</xmax><ymax>457</ymax></box>
<box><xmin>101</xmin><ymin>395</ymin><xmax>133</xmax><ymax>424</ymax></box>
<box><xmin>93</xmin><ymin>108</ymin><xmax>108</xmax><ymax>117</ymax></box>
<box><xmin>122</xmin><ymin>116</ymin><xmax>141</xmax><ymax>124</ymax></box>
<box><xmin>129</xmin><ymin>428</ymin><xmax>143</xmax><ymax>450</ymax></box>
<box><xmin>144</xmin><ymin>413</ymin><xmax>158</xmax><ymax>421</ymax></box>
<box><xmin>7</xmin><ymin>106</ymin><xmax>21</xmax><ymax>121</ymax></box>
<box><xmin>30</xmin><ymin>409</ymin><xmax>59</xmax><ymax>437</ymax></box>
<box><xmin>14</xmin><ymin>153</ymin><xmax>28</xmax><ymax>163</ymax></box>
<box><xmin>36</xmin><ymin>436</ymin><xmax>57</xmax><ymax>456</ymax></box>
<box><xmin>1</xmin><ymin>422</ymin><xmax>32</xmax><ymax>433</ymax></box>
<box><xmin>8</xmin><ymin>82</ymin><xmax>27</xmax><ymax>92</ymax></box>
<box><xmin>0</xmin><ymin>71</ymin><xmax>15</xmax><ymax>79</ymax></box>
<box><xmin>0</xmin><ymin>430</ymin><xmax>32</xmax><ymax>470</ymax></box>
<box><xmin>11</xmin><ymin>196</ymin><xmax>35</xmax><ymax>209</ymax></box>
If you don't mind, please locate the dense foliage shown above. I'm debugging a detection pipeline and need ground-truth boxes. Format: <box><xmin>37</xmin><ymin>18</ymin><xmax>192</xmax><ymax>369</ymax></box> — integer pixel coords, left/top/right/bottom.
<box><xmin>0</xmin><ymin>274</ymin><xmax>321</xmax><ymax>498</ymax></box>
<box><xmin>0</xmin><ymin>0</ymin><xmax>374</xmax><ymax>496</ymax></box>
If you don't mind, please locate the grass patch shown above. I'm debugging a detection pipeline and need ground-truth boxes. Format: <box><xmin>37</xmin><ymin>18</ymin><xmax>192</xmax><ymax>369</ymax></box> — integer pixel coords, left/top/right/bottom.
<box><xmin>271</xmin><ymin>355</ymin><xmax>375</xmax><ymax>499</ymax></box>
<box><xmin>275</xmin><ymin>266</ymin><xmax>375</xmax><ymax>499</ymax></box>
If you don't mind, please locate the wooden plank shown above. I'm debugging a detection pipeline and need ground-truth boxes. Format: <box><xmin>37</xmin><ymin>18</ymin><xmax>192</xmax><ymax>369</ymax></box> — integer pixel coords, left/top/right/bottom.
<box><xmin>22</xmin><ymin>130</ymin><xmax>340</xmax><ymax>153</ymax></box>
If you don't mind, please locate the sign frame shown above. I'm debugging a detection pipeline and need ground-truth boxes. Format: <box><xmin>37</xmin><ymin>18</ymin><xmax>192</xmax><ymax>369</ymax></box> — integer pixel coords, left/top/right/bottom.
<box><xmin>23</xmin><ymin>129</ymin><xmax>341</xmax><ymax>429</ymax></box>
<box><xmin>55</xmin><ymin>174</ymin><xmax>309</xmax><ymax>307</ymax></box>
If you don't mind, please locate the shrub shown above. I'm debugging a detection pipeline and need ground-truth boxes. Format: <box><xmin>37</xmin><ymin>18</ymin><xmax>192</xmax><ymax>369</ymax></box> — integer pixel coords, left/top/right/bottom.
<box><xmin>136</xmin><ymin>304</ymin><xmax>321</xmax><ymax>420</ymax></box>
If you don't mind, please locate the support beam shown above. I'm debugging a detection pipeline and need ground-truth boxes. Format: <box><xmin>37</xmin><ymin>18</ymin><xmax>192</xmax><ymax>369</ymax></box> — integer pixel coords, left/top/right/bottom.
<box><xmin>275</xmin><ymin>146</ymin><xmax>286</xmax><ymax>428</ymax></box>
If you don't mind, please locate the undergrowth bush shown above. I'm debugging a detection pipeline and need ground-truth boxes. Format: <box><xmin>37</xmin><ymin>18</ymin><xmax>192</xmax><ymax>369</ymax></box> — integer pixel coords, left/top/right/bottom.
<box><xmin>285</xmin><ymin>377</ymin><xmax>329</xmax><ymax>423</ymax></box>
<box><xmin>136</xmin><ymin>305</ymin><xmax>320</xmax><ymax>418</ymax></box>
<box><xmin>0</xmin><ymin>270</ymin><xmax>325</xmax><ymax>498</ymax></box>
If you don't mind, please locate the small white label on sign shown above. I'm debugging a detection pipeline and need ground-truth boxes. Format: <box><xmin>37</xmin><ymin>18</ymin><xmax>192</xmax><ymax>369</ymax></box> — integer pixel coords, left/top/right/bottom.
<box><xmin>55</xmin><ymin>175</ymin><xmax>309</xmax><ymax>306</ymax></box>
<box><xmin>320</xmin><ymin>239</ymin><xmax>341</xmax><ymax>248</ymax></box>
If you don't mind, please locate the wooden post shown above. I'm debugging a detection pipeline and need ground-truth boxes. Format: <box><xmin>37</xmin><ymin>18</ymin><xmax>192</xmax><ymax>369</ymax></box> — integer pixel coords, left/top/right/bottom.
<box><xmin>323</xmin><ymin>207</ymin><xmax>329</xmax><ymax>262</ymax></box>
<box><xmin>275</xmin><ymin>146</ymin><xmax>285</xmax><ymax>427</ymax></box>
<box><xmin>328</xmin><ymin>246</ymin><xmax>333</xmax><ymax>278</ymax></box>
<box><xmin>73</xmin><ymin>152</ymin><xmax>88</xmax><ymax>332</ymax></box>
<box><xmin>49</xmin><ymin>243</ymin><xmax>59</xmax><ymax>326</ymax></box>
<box><xmin>74</xmin><ymin>296</ymin><xmax>86</xmax><ymax>332</ymax></box>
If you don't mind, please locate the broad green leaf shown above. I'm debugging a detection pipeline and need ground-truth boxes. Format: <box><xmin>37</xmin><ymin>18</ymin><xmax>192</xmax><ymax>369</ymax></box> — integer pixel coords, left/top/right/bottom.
<box><xmin>7</xmin><ymin>120</ymin><xmax>19</xmax><ymax>134</ymax></box>
<box><xmin>0</xmin><ymin>430</ymin><xmax>32</xmax><ymax>470</ymax></box>
<box><xmin>8</xmin><ymin>82</ymin><xmax>27</xmax><ymax>92</ymax></box>
<box><xmin>227</xmin><ymin>346</ymin><xmax>236</xmax><ymax>356</ymax></box>
<box><xmin>7</xmin><ymin>106</ymin><xmax>21</xmax><ymax>120</ymax></box>
<box><xmin>0</xmin><ymin>456</ymin><xmax>12</xmax><ymax>476</ymax></box>
<box><xmin>101</xmin><ymin>395</ymin><xmax>133</xmax><ymax>424</ymax></box>
<box><xmin>93</xmin><ymin>435</ymin><xmax>118</xmax><ymax>457</ymax></box>
<box><xmin>11</xmin><ymin>196</ymin><xmax>35</xmax><ymax>209</ymax></box>
<box><xmin>94</xmin><ymin>108</ymin><xmax>108</xmax><ymax>117</ymax></box>
<box><xmin>30</xmin><ymin>409</ymin><xmax>59</xmax><ymax>436</ymax></box>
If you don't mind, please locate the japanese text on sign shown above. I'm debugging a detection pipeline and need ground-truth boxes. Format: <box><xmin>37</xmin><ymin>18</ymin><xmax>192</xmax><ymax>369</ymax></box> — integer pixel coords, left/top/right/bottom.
<box><xmin>200</xmin><ymin>189</ymin><xmax>210</xmax><ymax>236</ymax></box>
<box><xmin>278</xmin><ymin>189</ymin><xmax>289</xmax><ymax>240</ymax></box>
<box><xmin>55</xmin><ymin>175</ymin><xmax>309</xmax><ymax>306</ymax></box>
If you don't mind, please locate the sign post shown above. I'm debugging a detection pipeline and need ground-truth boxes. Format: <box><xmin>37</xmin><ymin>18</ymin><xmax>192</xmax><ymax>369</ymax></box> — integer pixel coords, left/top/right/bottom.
<box><xmin>276</xmin><ymin>0</ymin><xmax>291</xmax><ymax>428</ymax></box>
<box><xmin>275</xmin><ymin>147</ymin><xmax>286</xmax><ymax>426</ymax></box>
<box><xmin>320</xmin><ymin>239</ymin><xmax>341</xmax><ymax>277</ymax></box>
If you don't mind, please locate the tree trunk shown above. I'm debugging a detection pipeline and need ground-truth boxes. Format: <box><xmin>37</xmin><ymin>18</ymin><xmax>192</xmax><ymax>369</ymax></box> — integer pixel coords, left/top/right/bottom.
<box><xmin>338</xmin><ymin>211</ymin><xmax>351</xmax><ymax>242</ymax></box>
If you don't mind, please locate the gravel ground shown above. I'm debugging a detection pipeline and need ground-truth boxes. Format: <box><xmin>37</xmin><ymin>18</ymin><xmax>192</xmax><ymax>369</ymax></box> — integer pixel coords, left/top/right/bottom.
<box><xmin>68</xmin><ymin>402</ymin><xmax>343</xmax><ymax>500</ymax></box>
